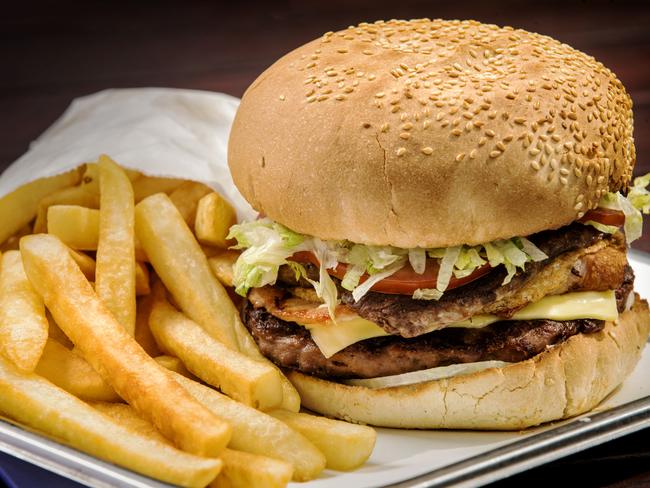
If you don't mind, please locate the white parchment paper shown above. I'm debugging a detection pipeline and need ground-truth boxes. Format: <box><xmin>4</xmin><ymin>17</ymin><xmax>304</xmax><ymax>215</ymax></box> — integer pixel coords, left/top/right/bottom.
<box><xmin>0</xmin><ymin>88</ymin><xmax>257</xmax><ymax>221</ymax></box>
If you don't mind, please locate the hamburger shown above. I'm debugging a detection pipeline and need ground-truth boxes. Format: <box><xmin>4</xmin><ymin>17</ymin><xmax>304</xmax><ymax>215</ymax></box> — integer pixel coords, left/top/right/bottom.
<box><xmin>226</xmin><ymin>19</ymin><xmax>650</xmax><ymax>429</ymax></box>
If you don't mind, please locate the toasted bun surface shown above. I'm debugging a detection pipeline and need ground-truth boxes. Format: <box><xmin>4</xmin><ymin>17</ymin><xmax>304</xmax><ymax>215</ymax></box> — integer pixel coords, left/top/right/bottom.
<box><xmin>229</xmin><ymin>19</ymin><xmax>635</xmax><ymax>248</ymax></box>
<box><xmin>287</xmin><ymin>296</ymin><xmax>649</xmax><ymax>430</ymax></box>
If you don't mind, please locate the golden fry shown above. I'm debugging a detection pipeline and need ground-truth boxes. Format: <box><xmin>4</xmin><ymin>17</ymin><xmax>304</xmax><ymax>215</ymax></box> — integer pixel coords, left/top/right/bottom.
<box><xmin>132</xmin><ymin>176</ymin><xmax>185</xmax><ymax>202</ymax></box>
<box><xmin>208</xmin><ymin>251</ymin><xmax>240</xmax><ymax>288</ymax></box>
<box><xmin>268</xmin><ymin>409</ymin><xmax>376</xmax><ymax>471</ymax></box>
<box><xmin>68</xmin><ymin>249</ymin><xmax>96</xmax><ymax>281</ymax></box>
<box><xmin>153</xmin><ymin>355</ymin><xmax>194</xmax><ymax>379</ymax></box>
<box><xmin>213</xmin><ymin>448</ymin><xmax>292</xmax><ymax>488</ymax></box>
<box><xmin>35</xmin><ymin>339</ymin><xmax>119</xmax><ymax>402</ymax></box>
<box><xmin>33</xmin><ymin>185</ymin><xmax>99</xmax><ymax>234</ymax></box>
<box><xmin>47</xmin><ymin>205</ymin><xmax>100</xmax><ymax>250</ymax></box>
<box><xmin>171</xmin><ymin>372</ymin><xmax>325</xmax><ymax>482</ymax></box>
<box><xmin>150</xmin><ymin>287</ymin><xmax>283</xmax><ymax>409</ymax></box>
<box><xmin>134</xmin><ymin>294</ymin><xmax>161</xmax><ymax>357</ymax></box>
<box><xmin>20</xmin><ymin>234</ymin><xmax>232</xmax><ymax>457</ymax></box>
<box><xmin>0</xmin><ymin>225</ymin><xmax>32</xmax><ymax>253</ymax></box>
<box><xmin>96</xmin><ymin>156</ymin><xmax>136</xmax><ymax>334</ymax></box>
<box><xmin>46</xmin><ymin>311</ymin><xmax>73</xmax><ymax>349</ymax></box>
<box><xmin>0</xmin><ymin>355</ymin><xmax>221</xmax><ymax>487</ymax></box>
<box><xmin>194</xmin><ymin>192</ymin><xmax>237</xmax><ymax>248</ymax></box>
<box><xmin>47</xmin><ymin>205</ymin><xmax>147</xmax><ymax>260</ymax></box>
<box><xmin>135</xmin><ymin>262</ymin><xmax>150</xmax><ymax>296</ymax></box>
<box><xmin>0</xmin><ymin>251</ymin><xmax>48</xmax><ymax>371</ymax></box>
<box><xmin>92</xmin><ymin>402</ymin><xmax>291</xmax><ymax>488</ymax></box>
<box><xmin>0</xmin><ymin>167</ymin><xmax>83</xmax><ymax>245</ymax></box>
<box><xmin>134</xmin><ymin>194</ymin><xmax>300</xmax><ymax>411</ymax></box>
<box><xmin>168</xmin><ymin>181</ymin><xmax>212</xmax><ymax>228</ymax></box>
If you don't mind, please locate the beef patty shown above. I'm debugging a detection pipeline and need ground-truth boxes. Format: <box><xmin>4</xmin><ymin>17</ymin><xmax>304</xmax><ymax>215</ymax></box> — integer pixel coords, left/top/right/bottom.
<box><xmin>243</xmin><ymin>266</ymin><xmax>634</xmax><ymax>380</ymax></box>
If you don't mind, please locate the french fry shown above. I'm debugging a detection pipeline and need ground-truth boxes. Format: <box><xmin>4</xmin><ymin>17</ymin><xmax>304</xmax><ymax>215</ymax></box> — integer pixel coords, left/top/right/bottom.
<box><xmin>134</xmin><ymin>194</ymin><xmax>301</xmax><ymax>411</ymax></box>
<box><xmin>135</xmin><ymin>261</ymin><xmax>150</xmax><ymax>296</ymax></box>
<box><xmin>0</xmin><ymin>167</ymin><xmax>83</xmax><ymax>245</ymax></box>
<box><xmin>213</xmin><ymin>449</ymin><xmax>292</xmax><ymax>488</ymax></box>
<box><xmin>168</xmin><ymin>181</ymin><xmax>213</xmax><ymax>227</ymax></box>
<box><xmin>68</xmin><ymin>249</ymin><xmax>96</xmax><ymax>281</ymax></box>
<box><xmin>170</xmin><ymin>372</ymin><xmax>325</xmax><ymax>482</ymax></box>
<box><xmin>0</xmin><ymin>251</ymin><xmax>49</xmax><ymax>371</ymax></box>
<box><xmin>135</xmin><ymin>194</ymin><xmax>242</xmax><ymax>349</ymax></box>
<box><xmin>96</xmin><ymin>156</ymin><xmax>136</xmax><ymax>334</ymax></box>
<box><xmin>0</xmin><ymin>224</ymin><xmax>32</xmax><ymax>253</ymax></box>
<box><xmin>35</xmin><ymin>339</ymin><xmax>119</xmax><ymax>402</ymax></box>
<box><xmin>32</xmin><ymin>185</ymin><xmax>99</xmax><ymax>234</ymax></box>
<box><xmin>47</xmin><ymin>205</ymin><xmax>100</xmax><ymax>250</ymax></box>
<box><xmin>149</xmin><ymin>286</ymin><xmax>283</xmax><ymax>409</ymax></box>
<box><xmin>47</xmin><ymin>205</ymin><xmax>147</xmax><ymax>260</ymax></box>
<box><xmin>46</xmin><ymin>311</ymin><xmax>73</xmax><ymax>349</ymax></box>
<box><xmin>20</xmin><ymin>234</ymin><xmax>232</xmax><ymax>457</ymax></box>
<box><xmin>208</xmin><ymin>251</ymin><xmax>240</xmax><ymax>288</ymax></box>
<box><xmin>132</xmin><ymin>176</ymin><xmax>185</xmax><ymax>202</ymax></box>
<box><xmin>154</xmin><ymin>355</ymin><xmax>194</xmax><ymax>379</ymax></box>
<box><xmin>134</xmin><ymin>294</ymin><xmax>161</xmax><ymax>357</ymax></box>
<box><xmin>0</xmin><ymin>355</ymin><xmax>222</xmax><ymax>487</ymax></box>
<box><xmin>268</xmin><ymin>409</ymin><xmax>376</xmax><ymax>471</ymax></box>
<box><xmin>92</xmin><ymin>402</ymin><xmax>292</xmax><ymax>488</ymax></box>
<box><xmin>194</xmin><ymin>192</ymin><xmax>237</xmax><ymax>248</ymax></box>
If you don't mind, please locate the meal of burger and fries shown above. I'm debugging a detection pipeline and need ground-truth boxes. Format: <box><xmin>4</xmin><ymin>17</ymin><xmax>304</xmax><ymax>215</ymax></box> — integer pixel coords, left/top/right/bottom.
<box><xmin>0</xmin><ymin>17</ymin><xmax>649</xmax><ymax>488</ymax></box>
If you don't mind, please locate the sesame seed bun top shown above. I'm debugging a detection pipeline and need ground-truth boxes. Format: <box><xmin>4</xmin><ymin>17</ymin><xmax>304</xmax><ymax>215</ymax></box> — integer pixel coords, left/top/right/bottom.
<box><xmin>228</xmin><ymin>19</ymin><xmax>636</xmax><ymax>248</ymax></box>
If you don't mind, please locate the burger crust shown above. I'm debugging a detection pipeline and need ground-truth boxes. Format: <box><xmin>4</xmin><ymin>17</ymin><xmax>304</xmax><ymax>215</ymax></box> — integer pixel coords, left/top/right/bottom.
<box><xmin>229</xmin><ymin>19</ymin><xmax>635</xmax><ymax>248</ymax></box>
<box><xmin>287</xmin><ymin>296</ymin><xmax>649</xmax><ymax>430</ymax></box>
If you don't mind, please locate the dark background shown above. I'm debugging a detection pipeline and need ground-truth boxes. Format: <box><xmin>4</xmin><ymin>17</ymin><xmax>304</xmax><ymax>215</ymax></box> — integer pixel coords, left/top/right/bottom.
<box><xmin>1</xmin><ymin>1</ymin><xmax>649</xmax><ymax>487</ymax></box>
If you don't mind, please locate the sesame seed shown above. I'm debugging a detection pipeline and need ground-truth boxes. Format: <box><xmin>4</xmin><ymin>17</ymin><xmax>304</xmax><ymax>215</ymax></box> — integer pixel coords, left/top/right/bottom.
<box><xmin>451</xmin><ymin>128</ymin><xmax>462</xmax><ymax>136</ymax></box>
<box><xmin>396</xmin><ymin>147</ymin><xmax>407</xmax><ymax>156</ymax></box>
<box><xmin>489</xmin><ymin>150</ymin><xmax>502</xmax><ymax>158</ymax></box>
<box><xmin>422</xmin><ymin>147</ymin><xmax>434</xmax><ymax>155</ymax></box>
<box><xmin>400</xmin><ymin>132</ymin><xmax>411</xmax><ymax>140</ymax></box>
<box><xmin>455</xmin><ymin>152</ymin><xmax>466</xmax><ymax>161</ymax></box>
<box><xmin>279</xmin><ymin>95</ymin><xmax>286</xmax><ymax>101</ymax></box>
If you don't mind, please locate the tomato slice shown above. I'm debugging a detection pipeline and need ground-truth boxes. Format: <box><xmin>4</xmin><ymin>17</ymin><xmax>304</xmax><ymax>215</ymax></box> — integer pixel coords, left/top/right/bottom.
<box><xmin>578</xmin><ymin>208</ymin><xmax>625</xmax><ymax>227</ymax></box>
<box><xmin>290</xmin><ymin>251</ymin><xmax>492</xmax><ymax>295</ymax></box>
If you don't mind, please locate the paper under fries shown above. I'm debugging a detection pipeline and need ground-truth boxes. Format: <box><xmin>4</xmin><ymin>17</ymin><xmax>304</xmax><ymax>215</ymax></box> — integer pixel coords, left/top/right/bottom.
<box><xmin>20</xmin><ymin>234</ymin><xmax>232</xmax><ymax>457</ymax></box>
<box><xmin>96</xmin><ymin>155</ymin><xmax>136</xmax><ymax>334</ymax></box>
<box><xmin>0</xmin><ymin>355</ymin><xmax>222</xmax><ymax>487</ymax></box>
<box><xmin>0</xmin><ymin>251</ymin><xmax>49</xmax><ymax>371</ymax></box>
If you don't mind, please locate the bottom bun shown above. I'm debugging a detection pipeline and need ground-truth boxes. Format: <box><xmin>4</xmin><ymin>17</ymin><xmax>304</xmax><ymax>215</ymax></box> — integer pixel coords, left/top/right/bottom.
<box><xmin>287</xmin><ymin>296</ymin><xmax>650</xmax><ymax>430</ymax></box>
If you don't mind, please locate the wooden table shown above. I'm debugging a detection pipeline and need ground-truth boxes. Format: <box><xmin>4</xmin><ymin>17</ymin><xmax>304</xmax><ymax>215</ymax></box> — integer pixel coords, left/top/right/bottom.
<box><xmin>2</xmin><ymin>1</ymin><xmax>649</xmax><ymax>487</ymax></box>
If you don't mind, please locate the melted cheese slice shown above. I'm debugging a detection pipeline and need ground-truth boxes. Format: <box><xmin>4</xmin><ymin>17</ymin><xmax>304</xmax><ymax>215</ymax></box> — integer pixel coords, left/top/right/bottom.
<box><xmin>299</xmin><ymin>290</ymin><xmax>618</xmax><ymax>358</ymax></box>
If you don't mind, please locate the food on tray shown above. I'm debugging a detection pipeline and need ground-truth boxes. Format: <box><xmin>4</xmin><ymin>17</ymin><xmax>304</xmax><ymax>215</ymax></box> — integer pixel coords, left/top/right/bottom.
<box><xmin>227</xmin><ymin>18</ymin><xmax>650</xmax><ymax>429</ymax></box>
<box><xmin>0</xmin><ymin>157</ymin><xmax>376</xmax><ymax>486</ymax></box>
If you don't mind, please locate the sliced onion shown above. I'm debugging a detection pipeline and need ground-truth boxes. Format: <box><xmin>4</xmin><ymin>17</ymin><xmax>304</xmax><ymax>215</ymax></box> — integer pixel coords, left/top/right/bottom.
<box><xmin>343</xmin><ymin>360</ymin><xmax>510</xmax><ymax>389</ymax></box>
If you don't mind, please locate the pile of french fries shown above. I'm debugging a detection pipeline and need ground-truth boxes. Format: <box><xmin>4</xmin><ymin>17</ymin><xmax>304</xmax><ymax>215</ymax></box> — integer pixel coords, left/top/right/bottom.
<box><xmin>0</xmin><ymin>156</ymin><xmax>376</xmax><ymax>488</ymax></box>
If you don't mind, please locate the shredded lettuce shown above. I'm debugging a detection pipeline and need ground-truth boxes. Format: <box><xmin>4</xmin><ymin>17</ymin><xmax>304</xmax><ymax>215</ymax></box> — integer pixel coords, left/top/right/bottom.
<box><xmin>412</xmin><ymin>288</ymin><xmax>443</xmax><ymax>300</ymax></box>
<box><xmin>408</xmin><ymin>248</ymin><xmax>427</xmax><ymax>274</ymax></box>
<box><xmin>228</xmin><ymin>219</ymin><xmax>548</xmax><ymax>318</ymax></box>
<box><xmin>588</xmin><ymin>173</ymin><xmax>650</xmax><ymax>243</ymax></box>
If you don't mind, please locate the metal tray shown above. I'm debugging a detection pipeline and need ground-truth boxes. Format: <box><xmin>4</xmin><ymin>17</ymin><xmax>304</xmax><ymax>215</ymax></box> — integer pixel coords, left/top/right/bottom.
<box><xmin>0</xmin><ymin>250</ymin><xmax>648</xmax><ymax>488</ymax></box>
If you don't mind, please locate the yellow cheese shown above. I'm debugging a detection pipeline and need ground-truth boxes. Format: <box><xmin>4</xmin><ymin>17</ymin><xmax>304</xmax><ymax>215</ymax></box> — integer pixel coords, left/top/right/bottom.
<box><xmin>303</xmin><ymin>317</ymin><xmax>389</xmax><ymax>359</ymax></box>
<box><xmin>299</xmin><ymin>290</ymin><xmax>618</xmax><ymax>358</ymax></box>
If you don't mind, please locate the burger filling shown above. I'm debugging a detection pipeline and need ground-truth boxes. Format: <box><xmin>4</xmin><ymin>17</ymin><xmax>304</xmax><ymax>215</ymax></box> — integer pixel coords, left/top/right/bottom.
<box><xmin>228</xmin><ymin>176</ymin><xmax>649</xmax><ymax>386</ymax></box>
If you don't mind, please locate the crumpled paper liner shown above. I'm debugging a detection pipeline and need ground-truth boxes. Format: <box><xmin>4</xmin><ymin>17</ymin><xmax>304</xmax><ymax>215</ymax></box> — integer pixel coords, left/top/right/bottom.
<box><xmin>0</xmin><ymin>88</ymin><xmax>256</xmax><ymax>221</ymax></box>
